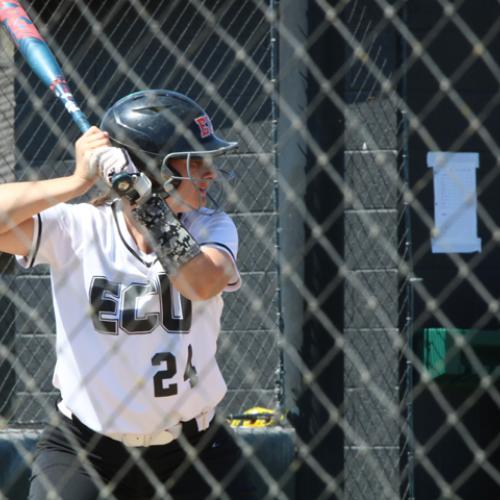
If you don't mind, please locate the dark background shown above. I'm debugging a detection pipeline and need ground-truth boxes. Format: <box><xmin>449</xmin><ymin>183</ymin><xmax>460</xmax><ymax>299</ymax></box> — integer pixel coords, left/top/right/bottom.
<box><xmin>406</xmin><ymin>2</ymin><xmax>500</xmax><ymax>498</ymax></box>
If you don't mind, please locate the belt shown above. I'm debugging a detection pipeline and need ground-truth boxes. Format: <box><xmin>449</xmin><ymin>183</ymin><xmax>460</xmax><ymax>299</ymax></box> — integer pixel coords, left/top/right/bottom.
<box><xmin>57</xmin><ymin>401</ymin><xmax>215</xmax><ymax>448</ymax></box>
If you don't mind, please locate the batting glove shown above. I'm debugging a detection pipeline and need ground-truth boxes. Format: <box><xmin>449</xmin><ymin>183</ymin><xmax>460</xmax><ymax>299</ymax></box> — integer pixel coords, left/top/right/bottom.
<box><xmin>88</xmin><ymin>146</ymin><xmax>139</xmax><ymax>185</ymax></box>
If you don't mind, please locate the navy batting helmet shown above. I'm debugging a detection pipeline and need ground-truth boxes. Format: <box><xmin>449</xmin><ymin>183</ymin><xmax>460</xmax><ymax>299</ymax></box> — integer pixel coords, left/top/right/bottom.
<box><xmin>101</xmin><ymin>90</ymin><xmax>238</xmax><ymax>191</ymax></box>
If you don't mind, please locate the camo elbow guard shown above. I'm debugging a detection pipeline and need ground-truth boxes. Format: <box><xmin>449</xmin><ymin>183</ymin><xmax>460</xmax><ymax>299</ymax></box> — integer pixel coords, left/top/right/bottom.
<box><xmin>132</xmin><ymin>195</ymin><xmax>201</xmax><ymax>276</ymax></box>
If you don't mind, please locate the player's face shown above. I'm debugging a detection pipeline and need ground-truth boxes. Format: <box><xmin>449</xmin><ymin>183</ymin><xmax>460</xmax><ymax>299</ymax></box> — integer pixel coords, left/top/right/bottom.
<box><xmin>166</xmin><ymin>158</ymin><xmax>217</xmax><ymax>212</ymax></box>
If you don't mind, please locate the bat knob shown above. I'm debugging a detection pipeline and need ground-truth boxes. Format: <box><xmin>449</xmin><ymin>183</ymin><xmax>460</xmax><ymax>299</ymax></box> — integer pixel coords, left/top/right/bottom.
<box><xmin>112</xmin><ymin>172</ymin><xmax>135</xmax><ymax>196</ymax></box>
<box><xmin>111</xmin><ymin>172</ymin><xmax>152</xmax><ymax>205</ymax></box>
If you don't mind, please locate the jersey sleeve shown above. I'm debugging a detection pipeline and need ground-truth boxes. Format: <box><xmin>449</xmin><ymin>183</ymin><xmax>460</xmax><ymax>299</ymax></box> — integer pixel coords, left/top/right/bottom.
<box><xmin>187</xmin><ymin>211</ymin><xmax>241</xmax><ymax>292</ymax></box>
<box><xmin>16</xmin><ymin>203</ymin><xmax>82</xmax><ymax>270</ymax></box>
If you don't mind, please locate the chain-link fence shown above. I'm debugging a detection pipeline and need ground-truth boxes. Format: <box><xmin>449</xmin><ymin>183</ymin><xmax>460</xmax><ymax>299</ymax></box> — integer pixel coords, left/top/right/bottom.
<box><xmin>0</xmin><ymin>0</ymin><xmax>500</xmax><ymax>498</ymax></box>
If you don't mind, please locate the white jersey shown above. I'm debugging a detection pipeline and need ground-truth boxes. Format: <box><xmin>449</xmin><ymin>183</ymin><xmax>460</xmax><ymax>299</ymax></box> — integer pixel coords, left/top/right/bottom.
<box><xmin>17</xmin><ymin>200</ymin><xmax>240</xmax><ymax>434</ymax></box>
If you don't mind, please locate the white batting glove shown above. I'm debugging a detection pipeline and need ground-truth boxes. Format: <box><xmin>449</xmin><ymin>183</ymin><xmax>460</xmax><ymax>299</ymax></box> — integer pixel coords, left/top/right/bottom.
<box><xmin>88</xmin><ymin>147</ymin><xmax>139</xmax><ymax>186</ymax></box>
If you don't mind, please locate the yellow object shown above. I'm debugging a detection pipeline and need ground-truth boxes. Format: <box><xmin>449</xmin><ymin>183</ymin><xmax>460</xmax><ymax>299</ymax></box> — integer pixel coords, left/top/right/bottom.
<box><xmin>228</xmin><ymin>407</ymin><xmax>283</xmax><ymax>428</ymax></box>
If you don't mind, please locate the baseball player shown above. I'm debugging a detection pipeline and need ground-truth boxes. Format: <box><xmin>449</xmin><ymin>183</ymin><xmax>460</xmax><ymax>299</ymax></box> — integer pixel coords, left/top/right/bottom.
<box><xmin>0</xmin><ymin>90</ymin><xmax>255</xmax><ymax>499</ymax></box>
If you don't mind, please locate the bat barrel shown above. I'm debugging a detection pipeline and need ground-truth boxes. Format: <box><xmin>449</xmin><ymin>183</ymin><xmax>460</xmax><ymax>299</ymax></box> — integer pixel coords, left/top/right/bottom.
<box><xmin>0</xmin><ymin>1</ymin><xmax>92</xmax><ymax>134</ymax></box>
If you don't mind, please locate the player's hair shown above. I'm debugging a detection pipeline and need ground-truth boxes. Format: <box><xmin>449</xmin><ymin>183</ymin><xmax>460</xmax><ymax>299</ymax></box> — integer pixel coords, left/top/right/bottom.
<box><xmin>89</xmin><ymin>192</ymin><xmax>112</xmax><ymax>207</ymax></box>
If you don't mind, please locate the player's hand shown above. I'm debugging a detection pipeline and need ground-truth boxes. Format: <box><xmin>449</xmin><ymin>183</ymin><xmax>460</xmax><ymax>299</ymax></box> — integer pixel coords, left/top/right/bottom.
<box><xmin>74</xmin><ymin>126</ymin><xmax>112</xmax><ymax>186</ymax></box>
<box><xmin>88</xmin><ymin>146</ymin><xmax>139</xmax><ymax>187</ymax></box>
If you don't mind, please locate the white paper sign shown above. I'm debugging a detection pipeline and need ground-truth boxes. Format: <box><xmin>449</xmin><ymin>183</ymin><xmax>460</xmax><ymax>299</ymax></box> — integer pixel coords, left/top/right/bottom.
<box><xmin>427</xmin><ymin>152</ymin><xmax>481</xmax><ymax>253</ymax></box>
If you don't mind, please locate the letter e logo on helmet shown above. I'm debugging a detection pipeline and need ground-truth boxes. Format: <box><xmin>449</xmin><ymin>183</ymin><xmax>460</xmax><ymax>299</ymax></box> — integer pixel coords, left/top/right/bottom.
<box><xmin>194</xmin><ymin>115</ymin><xmax>214</xmax><ymax>139</ymax></box>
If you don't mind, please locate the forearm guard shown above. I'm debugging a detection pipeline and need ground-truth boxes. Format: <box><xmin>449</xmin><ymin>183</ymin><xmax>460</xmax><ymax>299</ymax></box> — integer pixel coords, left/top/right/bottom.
<box><xmin>132</xmin><ymin>195</ymin><xmax>201</xmax><ymax>276</ymax></box>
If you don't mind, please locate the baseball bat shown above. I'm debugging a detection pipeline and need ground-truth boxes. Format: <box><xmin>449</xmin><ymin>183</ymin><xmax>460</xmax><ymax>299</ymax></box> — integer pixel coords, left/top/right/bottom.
<box><xmin>0</xmin><ymin>1</ymin><xmax>139</xmax><ymax>196</ymax></box>
<box><xmin>0</xmin><ymin>0</ymin><xmax>90</xmax><ymax>133</ymax></box>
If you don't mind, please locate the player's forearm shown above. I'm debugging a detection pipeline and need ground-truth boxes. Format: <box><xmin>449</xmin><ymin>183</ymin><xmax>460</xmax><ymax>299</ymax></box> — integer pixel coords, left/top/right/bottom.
<box><xmin>0</xmin><ymin>175</ymin><xmax>90</xmax><ymax>233</ymax></box>
<box><xmin>171</xmin><ymin>248</ymin><xmax>234</xmax><ymax>301</ymax></box>
<box><xmin>129</xmin><ymin>196</ymin><xmax>234</xmax><ymax>300</ymax></box>
<box><xmin>0</xmin><ymin>127</ymin><xmax>110</xmax><ymax>234</ymax></box>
